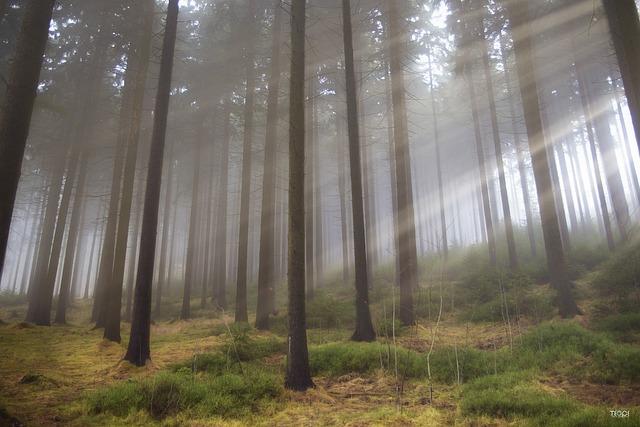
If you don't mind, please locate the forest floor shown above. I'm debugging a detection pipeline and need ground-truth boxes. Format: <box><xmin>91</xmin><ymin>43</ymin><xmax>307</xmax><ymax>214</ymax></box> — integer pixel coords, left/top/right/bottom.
<box><xmin>1</xmin><ymin>256</ymin><xmax>640</xmax><ymax>426</ymax></box>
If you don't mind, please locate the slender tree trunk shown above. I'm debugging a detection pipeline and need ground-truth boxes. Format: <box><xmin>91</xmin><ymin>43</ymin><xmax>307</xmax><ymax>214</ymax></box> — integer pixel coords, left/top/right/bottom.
<box><xmin>426</xmin><ymin>43</ymin><xmax>448</xmax><ymax>260</ymax></box>
<box><xmin>256</xmin><ymin>0</ymin><xmax>283</xmax><ymax>330</ymax></box>
<box><xmin>503</xmin><ymin>0</ymin><xmax>579</xmax><ymax>317</ymax></box>
<box><xmin>480</xmin><ymin>25</ymin><xmax>517</xmax><ymax>269</ymax></box>
<box><xmin>213</xmin><ymin>104</ymin><xmax>230</xmax><ymax>310</ymax></box>
<box><xmin>337</xmin><ymin>112</ymin><xmax>351</xmax><ymax>284</ymax></box>
<box><xmin>155</xmin><ymin>156</ymin><xmax>174</xmax><ymax>316</ymax></box>
<box><xmin>285</xmin><ymin>0</ymin><xmax>314</xmax><ymax>391</ymax></box>
<box><xmin>603</xmin><ymin>0</ymin><xmax>640</xmax><ymax>150</ymax></box>
<box><xmin>383</xmin><ymin>61</ymin><xmax>400</xmax><ymax>283</ymax></box>
<box><xmin>182</xmin><ymin>125</ymin><xmax>204</xmax><ymax>320</ymax></box>
<box><xmin>55</xmin><ymin>155</ymin><xmax>88</xmax><ymax>324</ymax></box>
<box><xmin>387</xmin><ymin>0</ymin><xmax>417</xmax><ymax>325</ymax></box>
<box><xmin>105</xmin><ymin>0</ymin><xmax>153</xmax><ymax>341</ymax></box>
<box><xmin>342</xmin><ymin>0</ymin><xmax>376</xmax><ymax>342</ymax></box>
<box><xmin>124</xmin><ymin>0</ymin><xmax>179</xmax><ymax>367</ymax></box>
<box><xmin>501</xmin><ymin>40</ymin><xmax>537</xmax><ymax>256</ymax></box>
<box><xmin>25</xmin><ymin>155</ymin><xmax>66</xmax><ymax>324</ymax></box>
<box><xmin>0</xmin><ymin>0</ymin><xmax>56</xmax><ymax>284</ymax></box>
<box><xmin>305</xmin><ymin>73</ymin><xmax>315</xmax><ymax>300</ymax></box>
<box><xmin>126</xmin><ymin>175</ymin><xmax>144</xmax><ymax>320</ymax></box>
<box><xmin>574</xmin><ymin>63</ymin><xmax>616</xmax><ymax>249</ymax></box>
<box><xmin>235</xmin><ymin>0</ymin><xmax>257</xmax><ymax>323</ymax></box>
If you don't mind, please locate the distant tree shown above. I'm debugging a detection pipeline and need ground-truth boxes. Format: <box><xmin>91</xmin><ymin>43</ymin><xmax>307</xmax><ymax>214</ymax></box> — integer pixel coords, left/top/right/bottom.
<box><xmin>124</xmin><ymin>0</ymin><xmax>179</xmax><ymax>367</ymax></box>
<box><xmin>256</xmin><ymin>0</ymin><xmax>283</xmax><ymax>331</ymax></box>
<box><xmin>0</xmin><ymin>0</ymin><xmax>56</xmax><ymax>285</ymax></box>
<box><xmin>235</xmin><ymin>0</ymin><xmax>258</xmax><ymax>323</ymax></box>
<box><xmin>285</xmin><ymin>0</ymin><xmax>314</xmax><ymax>392</ymax></box>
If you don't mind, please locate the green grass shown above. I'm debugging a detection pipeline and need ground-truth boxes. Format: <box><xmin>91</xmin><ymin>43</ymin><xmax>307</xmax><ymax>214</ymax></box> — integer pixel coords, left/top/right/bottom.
<box><xmin>87</xmin><ymin>368</ymin><xmax>282</xmax><ymax>420</ymax></box>
<box><xmin>461</xmin><ymin>371</ymin><xmax>640</xmax><ymax>426</ymax></box>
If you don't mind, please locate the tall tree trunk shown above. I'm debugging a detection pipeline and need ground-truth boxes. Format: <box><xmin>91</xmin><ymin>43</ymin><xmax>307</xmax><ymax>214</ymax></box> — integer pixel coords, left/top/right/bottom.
<box><xmin>603</xmin><ymin>0</ymin><xmax>640</xmax><ymax>150</ymax></box>
<box><xmin>0</xmin><ymin>0</ymin><xmax>55</xmax><ymax>284</ymax></box>
<box><xmin>573</xmin><ymin>63</ymin><xmax>615</xmax><ymax>249</ymax></box>
<box><xmin>305</xmin><ymin>73</ymin><xmax>315</xmax><ymax>300</ymax></box>
<box><xmin>342</xmin><ymin>0</ymin><xmax>376</xmax><ymax>342</ymax></box>
<box><xmin>503</xmin><ymin>0</ymin><xmax>579</xmax><ymax>317</ymax></box>
<box><xmin>126</xmin><ymin>175</ymin><xmax>144</xmax><ymax>320</ymax></box>
<box><xmin>55</xmin><ymin>155</ymin><xmax>88</xmax><ymax>324</ymax></box>
<box><xmin>105</xmin><ymin>0</ymin><xmax>153</xmax><ymax>341</ymax></box>
<box><xmin>501</xmin><ymin>40</ymin><xmax>537</xmax><ymax>256</ymax></box>
<box><xmin>285</xmin><ymin>0</ymin><xmax>314</xmax><ymax>392</ymax></box>
<box><xmin>25</xmin><ymin>155</ymin><xmax>65</xmax><ymax>324</ymax></box>
<box><xmin>383</xmin><ymin>61</ymin><xmax>400</xmax><ymax>282</ymax></box>
<box><xmin>337</xmin><ymin>111</ymin><xmax>351</xmax><ymax>284</ymax></box>
<box><xmin>480</xmin><ymin>23</ymin><xmax>517</xmax><ymax>270</ymax></box>
<box><xmin>386</xmin><ymin>0</ymin><xmax>417</xmax><ymax>325</ymax></box>
<box><xmin>576</xmin><ymin>55</ymin><xmax>631</xmax><ymax>240</ymax></box>
<box><xmin>426</xmin><ymin>43</ymin><xmax>447</xmax><ymax>260</ymax></box>
<box><xmin>154</xmin><ymin>158</ymin><xmax>174</xmax><ymax>316</ymax></box>
<box><xmin>213</xmin><ymin>103</ymin><xmax>231</xmax><ymax>310</ymax></box>
<box><xmin>124</xmin><ymin>0</ymin><xmax>179</xmax><ymax>367</ymax></box>
<box><xmin>235</xmin><ymin>0</ymin><xmax>257</xmax><ymax>323</ymax></box>
<box><xmin>313</xmin><ymin>70</ymin><xmax>324</xmax><ymax>288</ymax></box>
<box><xmin>182</xmin><ymin>125</ymin><xmax>204</xmax><ymax>320</ymax></box>
<box><xmin>256</xmin><ymin>0</ymin><xmax>283</xmax><ymax>330</ymax></box>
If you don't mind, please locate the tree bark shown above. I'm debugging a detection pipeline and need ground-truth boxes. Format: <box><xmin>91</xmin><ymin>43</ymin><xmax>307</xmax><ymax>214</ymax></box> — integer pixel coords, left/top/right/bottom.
<box><xmin>0</xmin><ymin>0</ymin><xmax>55</xmax><ymax>285</ymax></box>
<box><xmin>182</xmin><ymin>124</ymin><xmax>205</xmax><ymax>320</ymax></box>
<box><xmin>256</xmin><ymin>0</ymin><xmax>283</xmax><ymax>330</ymax></box>
<box><xmin>105</xmin><ymin>0</ymin><xmax>153</xmax><ymax>341</ymax></box>
<box><xmin>386</xmin><ymin>0</ymin><xmax>417</xmax><ymax>325</ymax></box>
<box><xmin>480</xmin><ymin>20</ymin><xmax>517</xmax><ymax>270</ymax></box>
<box><xmin>213</xmin><ymin>103</ymin><xmax>231</xmax><ymax>310</ymax></box>
<box><xmin>124</xmin><ymin>0</ymin><xmax>179</xmax><ymax>367</ymax></box>
<box><xmin>603</xmin><ymin>0</ymin><xmax>640</xmax><ymax>151</ymax></box>
<box><xmin>235</xmin><ymin>0</ymin><xmax>257</xmax><ymax>323</ymax></box>
<box><xmin>503</xmin><ymin>0</ymin><xmax>579</xmax><ymax>317</ymax></box>
<box><xmin>285</xmin><ymin>0</ymin><xmax>314</xmax><ymax>392</ymax></box>
<box><xmin>342</xmin><ymin>0</ymin><xmax>376</xmax><ymax>342</ymax></box>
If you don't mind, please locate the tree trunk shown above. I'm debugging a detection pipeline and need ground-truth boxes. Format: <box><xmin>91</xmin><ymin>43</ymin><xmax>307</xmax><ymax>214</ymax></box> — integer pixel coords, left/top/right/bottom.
<box><xmin>285</xmin><ymin>0</ymin><xmax>314</xmax><ymax>392</ymax></box>
<box><xmin>55</xmin><ymin>155</ymin><xmax>88</xmax><ymax>324</ymax></box>
<box><xmin>342</xmin><ymin>0</ymin><xmax>376</xmax><ymax>342</ymax></box>
<box><xmin>386</xmin><ymin>0</ymin><xmax>417</xmax><ymax>325</ymax></box>
<box><xmin>235</xmin><ymin>0</ymin><xmax>257</xmax><ymax>323</ymax></box>
<box><xmin>480</xmin><ymin>23</ymin><xmax>517</xmax><ymax>270</ymax></box>
<box><xmin>182</xmin><ymin>125</ymin><xmax>204</xmax><ymax>320</ymax></box>
<box><xmin>603</xmin><ymin>0</ymin><xmax>640</xmax><ymax>150</ymax></box>
<box><xmin>124</xmin><ymin>0</ymin><xmax>179</xmax><ymax>367</ymax></box>
<box><xmin>573</xmin><ymin>62</ymin><xmax>616</xmax><ymax>249</ymax></box>
<box><xmin>426</xmin><ymin>43</ymin><xmax>447</xmax><ymax>260</ymax></box>
<box><xmin>0</xmin><ymin>0</ymin><xmax>55</xmax><ymax>284</ymax></box>
<box><xmin>503</xmin><ymin>0</ymin><xmax>579</xmax><ymax>317</ymax></box>
<box><xmin>105</xmin><ymin>0</ymin><xmax>153</xmax><ymax>341</ymax></box>
<box><xmin>256</xmin><ymin>0</ymin><xmax>283</xmax><ymax>330</ymax></box>
<box><xmin>213</xmin><ymin>103</ymin><xmax>231</xmax><ymax>310</ymax></box>
<box><xmin>305</xmin><ymin>73</ymin><xmax>315</xmax><ymax>300</ymax></box>
<box><xmin>500</xmin><ymin>40</ymin><xmax>537</xmax><ymax>256</ymax></box>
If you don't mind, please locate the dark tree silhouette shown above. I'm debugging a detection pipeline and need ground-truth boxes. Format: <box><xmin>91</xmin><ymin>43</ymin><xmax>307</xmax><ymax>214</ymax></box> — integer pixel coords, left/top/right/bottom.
<box><xmin>124</xmin><ymin>0</ymin><xmax>179</xmax><ymax>367</ymax></box>
<box><xmin>342</xmin><ymin>0</ymin><xmax>376</xmax><ymax>342</ymax></box>
<box><xmin>285</xmin><ymin>0</ymin><xmax>314</xmax><ymax>392</ymax></box>
<box><xmin>0</xmin><ymin>0</ymin><xmax>55</xmax><ymax>285</ymax></box>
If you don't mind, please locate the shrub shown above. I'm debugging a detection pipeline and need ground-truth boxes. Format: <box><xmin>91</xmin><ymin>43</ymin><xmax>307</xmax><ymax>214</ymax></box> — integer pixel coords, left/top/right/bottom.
<box><xmin>593</xmin><ymin>240</ymin><xmax>640</xmax><ymax>301</ymax></box>
<box><xmin>306</xmin><ymin>293</ymin><xmax>354</xmax><ymax>329</ymax></box>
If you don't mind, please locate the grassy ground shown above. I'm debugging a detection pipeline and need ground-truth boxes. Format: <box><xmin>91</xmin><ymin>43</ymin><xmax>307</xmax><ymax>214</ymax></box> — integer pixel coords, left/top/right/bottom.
<box><xmin>2</xmin><ymin>258</ymin><xmax>640</xmax><ymax>426</ymax></box>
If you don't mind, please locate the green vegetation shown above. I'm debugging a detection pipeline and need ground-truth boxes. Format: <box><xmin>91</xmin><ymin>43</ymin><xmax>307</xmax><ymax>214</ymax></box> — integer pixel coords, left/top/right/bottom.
<box><xmin>87</xmin><ymin>368</ymin><xmax>282</xmax><ymax>420</ymax></box>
